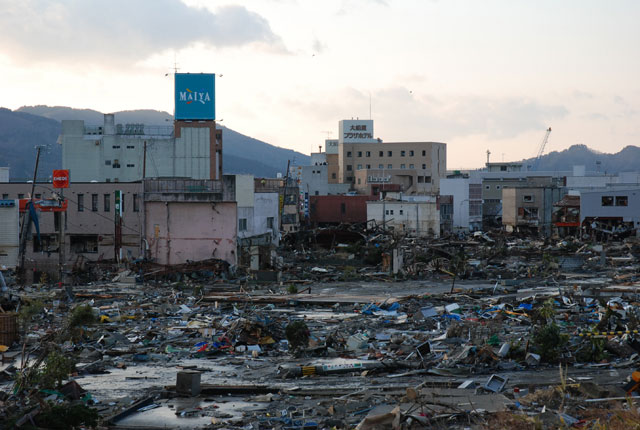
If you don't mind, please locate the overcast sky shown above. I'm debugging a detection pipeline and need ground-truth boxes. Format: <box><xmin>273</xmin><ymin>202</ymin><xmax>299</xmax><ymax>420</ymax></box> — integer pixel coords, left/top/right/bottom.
<box><xmin>1</xmin><ymin>0</ymin><xmax>639</xmax><ymax>168</ymax></box>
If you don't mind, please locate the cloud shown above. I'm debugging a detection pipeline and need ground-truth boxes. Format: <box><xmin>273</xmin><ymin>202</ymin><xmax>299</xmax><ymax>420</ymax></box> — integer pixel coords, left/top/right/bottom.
<box><xmin>312</xmin><ymin>38</ymin><xmax>326</xmax><ymax>54</ymax></box>
<box><xmin>335</xmin><ymin>0</ymin><xmax>388</xmax><ymax>16</ymax></box>
<box><xmin>284</xmin><ymin>86</ymin><xmax>568</xmax><ymax>141</ymax></box>
<box><xmin>0</xmin><ymin>0</ymin><xmax>284</xmax><ymax>64</ymax></box>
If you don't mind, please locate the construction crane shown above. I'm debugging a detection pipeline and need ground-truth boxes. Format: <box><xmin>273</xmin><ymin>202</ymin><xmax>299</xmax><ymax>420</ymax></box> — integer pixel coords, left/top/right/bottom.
<box><xmin>532</xmin><ymin>127</ymin><xmax>552</xmax><ymax>171</ymax></box>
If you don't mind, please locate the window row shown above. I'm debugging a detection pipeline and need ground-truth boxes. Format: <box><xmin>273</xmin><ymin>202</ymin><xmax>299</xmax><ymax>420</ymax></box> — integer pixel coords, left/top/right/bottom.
<box><xmin>602</xmin><ymin>196</ymin><xmax>628</xmax><ymax>207</ymax></box>
<box><xmin>385</xmin><ymin>209</ymin><xmax>404</xmax><ymax>215</ymax></box>
<box><xmin>239</xmin><ymin>217</ymin><xmax>275</xmax><ymax>231</ymax></box>
<box><xmin>346</xmin><ymin>150</ymin><xmax>427</xmax><ymax>158</ymax></box>
<box><xmin>1</xmin><ymin>193</ymin><xmax>42</xmax><ymax>200</ymax></box>
<box><xmin>106</xmin><ymin>159</ymin><xmax>135</xmax><ymax>168</ymax></box>
<box><xmin>347</xmin><ymin>164</ymin><xmax>428</xmax><ymax>171</ymax></box>
<box><xmin>76</xmin><ymin>193</ymin><xmax>140</xmax><ymax>213</ymax></box>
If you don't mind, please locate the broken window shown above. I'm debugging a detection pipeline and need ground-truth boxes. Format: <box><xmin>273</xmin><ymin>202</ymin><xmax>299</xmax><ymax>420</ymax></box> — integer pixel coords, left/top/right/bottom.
<box><xmin>77</xmin><ymin>194</ymin><xmax>84</xmax><ymax>212</ymax></box>
<box><xmin>33</xmin><ymin>234</ymin><xmax>59</xmax><ymax>253</ymax></box>
<box><xmin>70</xmin><ymin>235</ymin><xmax>98</xmax><ymax>253</ymax></box>
<box><xmin>267</xmin><ymin>217</ymin><xmax>274</xmax><ymax>229</ymax></box>
<box><xmin>418</xmin><ymin>176</ymin><xmax>424</xmax><ymax>183</ymax></box>
<box><xmin>519</xmin><ymin>207</ymin><xmax>539</xmax><ymax>220</ymax></box>
<box><xmin>601</xmin><ymin>196</ymin><xmax>614</xmax><ymax>206</ymax></box>
<box><xmin>239</xmin><ymin>218</ymin><xmax>248</xmax><ymax>231</ymax></box>
<box><xmin>469</xmin><ymin>201</ymin><xmax>482</xmax><ymax>217</ymax></box>
<box><xmin>104</xmin><ymin>194</ymin><xmax>110</xmax><ymax>212</ymax></box>
<box><xmin>523</xmin><ymin>195</ymin><xmax>534</xmax><ymax>203</ymax></box>
<box><xmin>616</xmin><ymin>196</ymin><xmax>628</xmax><ymax>206</ymax></box>
<box><xmin>341</xmin><ymin>203</ymin><xmax>346</xmax><ymax>214</ymax></box>
<box><xmin>91</xmin><ymin>194</ymin><xmax>98</xmax><ymax>212</ymax></box>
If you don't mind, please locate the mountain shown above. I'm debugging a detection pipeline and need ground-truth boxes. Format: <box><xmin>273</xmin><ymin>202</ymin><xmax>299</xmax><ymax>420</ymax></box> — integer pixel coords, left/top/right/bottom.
<box><xmin>7</xmin><ymin>106</ymin><xmax>308</xmax><ymax>179</ymax></box>
<box><xmin>0</xmin><ymin>108</ymin><xmax>62</xmax><ymax>180</ymax></box>
<box><xmin>17</xmin><ymin>105</ymin><xmax>173</xmax><ymax>125</ymax></box>
<box><xmin>521</xmin><ymin>144</ymin><xmax>640</xmax><ymax>173</ymax></box>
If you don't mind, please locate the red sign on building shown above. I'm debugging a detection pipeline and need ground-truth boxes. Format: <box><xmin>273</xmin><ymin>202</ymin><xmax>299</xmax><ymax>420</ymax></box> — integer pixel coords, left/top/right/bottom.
<box><xmin>52</xmin><ymin>170</ymin><xmax>69</xmax><ymax>188</ymax></box>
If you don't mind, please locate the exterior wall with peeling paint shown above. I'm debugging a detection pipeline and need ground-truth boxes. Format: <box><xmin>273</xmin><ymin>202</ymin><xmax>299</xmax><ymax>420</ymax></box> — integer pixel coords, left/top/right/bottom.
<box><xmin>145</xmin><ymin>201</ymin><xmax>237</xmax><ymax>266</ymax></box>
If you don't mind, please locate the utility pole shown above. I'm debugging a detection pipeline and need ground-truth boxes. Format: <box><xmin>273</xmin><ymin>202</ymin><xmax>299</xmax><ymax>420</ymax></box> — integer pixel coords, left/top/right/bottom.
<box><xmin>114</xmin><ymin>190</ymin><xmax>123</xmax><ymax>264</ymax></box>
<box><xmin>280</xmin><ymin>160</ymin><xmax>291</xmax><ymax>232</ymax></box>
<box><xmin>58</xmin><ymin>188</ymin><xmax>65</xmax><ymax>283</ymax></box>
<box><xmin>18</xmin><ymin>146</ymin><xmax>42</xmax><ymax>275</ymax></box>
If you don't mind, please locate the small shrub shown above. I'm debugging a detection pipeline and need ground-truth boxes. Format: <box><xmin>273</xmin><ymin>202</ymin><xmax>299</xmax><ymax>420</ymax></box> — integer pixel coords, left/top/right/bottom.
<box><xmin>285</xmin><ymin>321</ymin><xmax>310</xmax><ymax>352</ymax></box>
<box><xmin>68</xmin><ymin>304</ymin><xmax>96</xmax><ymax>328</ymax></box>
<box><xmin>18</xmin><ymin>299</ymin><xmax>44</xmax><ymax>326</ymax></box>
<box><xmin>287</xmin><ymin>284</ymin><xmax>298</xmax><ymax>294</ymax></box>
<box><xmin>36</xmin><ymin>403</ymin><xmax>99</xmax><ymax>429</ymax></box>
<box><xmin>532</xmin><ymin>323</ymin><xmax>569</xmax><ymax>363</ymax></box>
<box><xmin>39</xmin><ymin>350</ymin><xmax>74</xmax><ymax>389</ymax></box>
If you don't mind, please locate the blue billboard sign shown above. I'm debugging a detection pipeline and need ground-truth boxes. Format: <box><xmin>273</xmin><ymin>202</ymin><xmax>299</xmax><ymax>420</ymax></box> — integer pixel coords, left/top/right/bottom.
<box><xmin>174</xmin><ymin>73</ymin><xmax>215</xmax><ymax>120</ymax></box>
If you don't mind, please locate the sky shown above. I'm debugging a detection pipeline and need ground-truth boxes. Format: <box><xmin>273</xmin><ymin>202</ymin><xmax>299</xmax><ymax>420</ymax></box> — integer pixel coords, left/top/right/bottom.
<box><xmin>1</xmin><ymin>0</ymin><xmax>639</xmax><ymax>168</ymax></box>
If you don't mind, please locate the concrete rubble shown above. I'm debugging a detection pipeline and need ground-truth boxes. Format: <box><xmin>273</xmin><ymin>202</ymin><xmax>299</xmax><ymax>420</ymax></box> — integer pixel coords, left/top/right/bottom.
<box><xmin>2</xmin><ymin>230</ymin><xmax>640</xmax><ymax>429</ymax></box>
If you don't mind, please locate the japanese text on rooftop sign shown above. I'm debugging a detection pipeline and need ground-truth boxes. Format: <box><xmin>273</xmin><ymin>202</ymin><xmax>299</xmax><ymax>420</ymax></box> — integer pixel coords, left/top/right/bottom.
<box><xmin>174</xmin><ymin>73</ymin><xmax>216</xmax><ymax>120</ymax></box>
<box><xmin>339</xmin><ymin>119</ymin><xmax>374</xmax><ymax>143</ymax></box>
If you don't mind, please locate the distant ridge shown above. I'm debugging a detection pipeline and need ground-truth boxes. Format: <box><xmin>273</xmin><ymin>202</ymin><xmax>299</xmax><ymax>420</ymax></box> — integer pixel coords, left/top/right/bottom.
<box><xmin>6</xmin><ymin>106</ymin><xmax>309</xmax><ymax>179</ymax></box>
<box><xmin>519</xmin><ymin>144</ymin><xmax>640</xmax><ymax>173</ymax></box>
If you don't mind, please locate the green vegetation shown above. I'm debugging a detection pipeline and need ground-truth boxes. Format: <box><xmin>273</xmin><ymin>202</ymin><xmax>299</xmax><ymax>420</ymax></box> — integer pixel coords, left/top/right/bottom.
<box><xmin>285</xmin><ymin>320</ymin><xmax>310</xmax><ymax>352</ymax></box>
<box><xmin>532</xmin><ymin>323</ymin><xmax>569</xmax><ymax>363</ymax></box>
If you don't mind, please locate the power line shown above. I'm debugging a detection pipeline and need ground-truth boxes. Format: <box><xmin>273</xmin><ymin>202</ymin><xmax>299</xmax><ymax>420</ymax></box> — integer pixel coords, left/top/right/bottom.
<box><xmin>28</xmin><ymin>184</ymin><xmax>143</xmax><ymax>235</ymax></box>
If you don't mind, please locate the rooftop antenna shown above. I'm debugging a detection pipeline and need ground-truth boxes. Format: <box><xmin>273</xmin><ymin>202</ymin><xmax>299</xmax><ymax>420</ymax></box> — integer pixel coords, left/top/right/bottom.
<box><xmin>173</xmin><ymin>53</ymin><xmax>180</xmax><ymax>74</ymax></box>
<box><xmin>369</xmin><ymin>92</ymin><xmax>372</xmax><ymax>120</ymax></box>
<box><xmin>486</xmin><ymin>149</ymin><xmax>491</xmax><ymax>164</ymax></box>
<box><xmin>322</xmin><ymin>131</ymin><xmax>332</xmax><ymax>140</ymax></box>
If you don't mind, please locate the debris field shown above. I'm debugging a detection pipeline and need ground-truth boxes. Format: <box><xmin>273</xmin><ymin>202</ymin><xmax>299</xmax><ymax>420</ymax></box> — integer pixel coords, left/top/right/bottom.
<box><xmin>2</xmin><ymin>230</ymin><xmax>640</xmax><ymax>429</ymax></box>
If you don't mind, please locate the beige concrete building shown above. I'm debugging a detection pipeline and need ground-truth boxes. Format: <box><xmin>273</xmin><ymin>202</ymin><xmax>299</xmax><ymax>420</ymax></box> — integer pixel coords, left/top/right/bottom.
<box><xmin>502</xmin><ymin>185</ymin><xmax>565</xmax><ymax>236</ymax></box>
<box><xmin>331</xmin><ymin>119</ymin><xmax>445</xmax><ymax>195</ymax></box>
<box><xmin>338</xmin><ymin>142</ymin><xmax>446</xmax><ymax>195</ymax></box>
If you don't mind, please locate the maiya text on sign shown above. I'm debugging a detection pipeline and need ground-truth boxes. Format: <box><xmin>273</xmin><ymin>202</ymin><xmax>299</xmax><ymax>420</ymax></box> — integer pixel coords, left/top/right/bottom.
<box><xmin>174</xmin><ymin>73</ymin><xmax>216</xmax><ymax>120</ymax></box>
